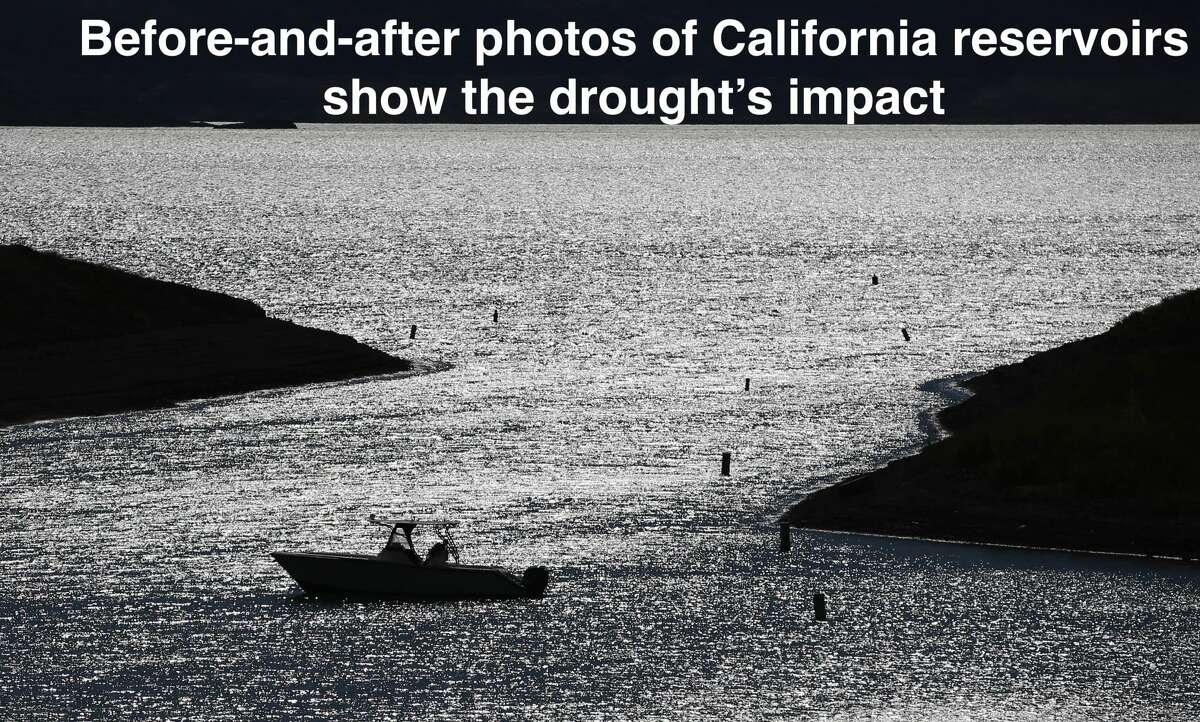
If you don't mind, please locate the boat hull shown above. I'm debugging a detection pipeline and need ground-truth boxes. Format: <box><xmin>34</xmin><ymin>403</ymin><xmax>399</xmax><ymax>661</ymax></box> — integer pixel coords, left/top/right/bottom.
<box><xmin>271</xmin><ymin>552</ymin><xmax>539</xmax><ymax>600</ymax></box>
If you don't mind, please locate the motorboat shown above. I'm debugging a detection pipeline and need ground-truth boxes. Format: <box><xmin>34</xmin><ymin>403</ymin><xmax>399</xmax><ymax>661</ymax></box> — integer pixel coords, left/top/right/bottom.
<box><xmin>271</xmin><ymin>515</ymin><xmax>550</xmax><ymax>600</ymax></box>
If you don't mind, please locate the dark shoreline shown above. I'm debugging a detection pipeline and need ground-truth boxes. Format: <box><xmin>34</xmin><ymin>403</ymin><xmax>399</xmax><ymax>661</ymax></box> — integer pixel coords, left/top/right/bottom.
<box><xmin>785</xmin><ymin>290</ymin><xmax>1200</xmax><ymax>560</ymax></box>
<box><xmin>0</xmin><ymin>245</ymin><xmax>416</xmax><ymax>427</ymax></box>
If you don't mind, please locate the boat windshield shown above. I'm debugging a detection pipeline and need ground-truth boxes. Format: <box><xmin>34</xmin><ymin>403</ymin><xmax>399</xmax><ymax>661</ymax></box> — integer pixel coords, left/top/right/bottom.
<box><xmin>385</xmin><ymin>524</ymin><xmax>415</xmax><ymax>550</ymax></box>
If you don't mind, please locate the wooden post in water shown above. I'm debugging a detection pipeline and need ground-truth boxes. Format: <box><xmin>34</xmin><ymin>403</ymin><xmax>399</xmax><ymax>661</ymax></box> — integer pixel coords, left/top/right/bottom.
<box><xmin>813</xmin><ymin>593</ymin><xmax>828</xmax><ymax>621</ymax></box>
<box><xmin>720</xmin><ymin>452</ymin><xmax>732</xmax><ymax>477</ymax></box>
<box><xmin>779</xmin><ymin>522</ymin><xmax>792</xmax><ymax>552</ymax></box>
<box><xmin>744</xmin><ymin>378</ymin><xmax>751</xmax><ymax>391</ymax></box>
<box><xmin>901</xmin><ymin>327</ymin><xmax>911</xmax><ymax>342</ymax></box>
<box><xmin>410</xmin><ymin>324</ymin><xmax>418</xmax><ymax>339</ymax></box>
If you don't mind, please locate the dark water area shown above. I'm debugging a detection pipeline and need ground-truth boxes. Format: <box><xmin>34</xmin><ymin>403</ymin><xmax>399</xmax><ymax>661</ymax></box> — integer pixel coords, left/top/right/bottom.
<box><xmin>2</xmin><ymin>125</ymin><xmax>1199</xmax><ymax>720</ymax></box>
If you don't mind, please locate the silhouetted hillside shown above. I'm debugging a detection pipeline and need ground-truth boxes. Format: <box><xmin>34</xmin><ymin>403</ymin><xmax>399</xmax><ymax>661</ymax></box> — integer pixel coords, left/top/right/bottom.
<box><xmin>0</xmin><ymin>245</ymin><xmax>411</xmax><ymax>425</ymax></box>
<box><xmin>787</xmin><ymin>289</ymin><xmax>1200</xmax><ymax>557</ymax></box>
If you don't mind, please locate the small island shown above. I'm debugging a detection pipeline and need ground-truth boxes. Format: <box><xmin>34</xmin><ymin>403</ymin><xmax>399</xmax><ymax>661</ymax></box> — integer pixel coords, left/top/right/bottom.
<box><xmin>194</xmin><ymin>120</ymin><xmax>299</xmax><ymax>130</ymax></box>
<box><xmin>787</xmin><ymin>289</ymin><xmax>1200</xmax><ymax>558</ymax></box>
<box><xmin>0</xmin><ymin>245</ymin><xmax>412</xmax><ymax>426</ymax></box>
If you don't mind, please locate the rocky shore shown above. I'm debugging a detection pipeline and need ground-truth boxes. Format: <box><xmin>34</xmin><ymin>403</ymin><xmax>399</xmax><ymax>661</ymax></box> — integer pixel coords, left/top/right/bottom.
<box><xmin>0</xmin><ymin>245</ymin><xmax>412</xmax><ymax>426</ymax></box>
<box><xmin>786</xmin><ymin>289</ymin><xmax>1200</xmax><ymax>558</ymax></box>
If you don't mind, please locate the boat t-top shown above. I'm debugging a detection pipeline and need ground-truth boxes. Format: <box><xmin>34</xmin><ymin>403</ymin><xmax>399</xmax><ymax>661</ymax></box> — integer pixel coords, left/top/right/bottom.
<box><xmin>271</xmin><ymin>515</ymin><xmax>550</xmax><ymax>600</ymax></box>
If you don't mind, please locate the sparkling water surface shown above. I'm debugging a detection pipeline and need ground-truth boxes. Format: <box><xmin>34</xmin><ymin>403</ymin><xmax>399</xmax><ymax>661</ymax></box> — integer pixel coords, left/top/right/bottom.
<box><xmin>1</xmin><ymin>125</ymin><xmax>1199</xmax><ymax>720</ymax></box>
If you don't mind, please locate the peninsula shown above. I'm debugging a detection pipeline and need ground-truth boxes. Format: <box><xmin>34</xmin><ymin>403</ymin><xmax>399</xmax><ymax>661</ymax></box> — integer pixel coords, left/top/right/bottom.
<box><xmin>786</xmin><ymin>289</ymin><xmax>1200</xmax><ymax>558</ymax></box>
<box><xmin>0</xmin><ymin>245</ymin><xmax>411</xmax><ymax>426</ymax></box>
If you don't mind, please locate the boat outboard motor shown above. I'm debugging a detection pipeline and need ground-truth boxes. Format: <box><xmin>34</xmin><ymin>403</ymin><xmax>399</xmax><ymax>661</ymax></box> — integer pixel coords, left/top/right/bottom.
<box><xmin>522</xmin><ymin>566</ymin><xmax>550</xmax><ymax>597</ymax></box>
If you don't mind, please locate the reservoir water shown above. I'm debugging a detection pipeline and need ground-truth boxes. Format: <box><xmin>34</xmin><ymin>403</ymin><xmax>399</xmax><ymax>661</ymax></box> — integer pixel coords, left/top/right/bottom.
<box><xmin>2</xmin><ymin>125</ymin><xmax>1199</xmax><ymax>720</ymax></box>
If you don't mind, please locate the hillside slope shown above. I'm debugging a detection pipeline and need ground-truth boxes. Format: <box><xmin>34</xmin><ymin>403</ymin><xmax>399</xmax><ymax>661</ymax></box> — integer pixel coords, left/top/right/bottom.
<box><xmin>0</xmin><ymin>245</ymin><xmax>411</xmax><ymax>425</ymax></box>
<box><xmin>786</xmin><ymin>290</ymin><xmax>1200</xmax><ymax>557</ymax></box>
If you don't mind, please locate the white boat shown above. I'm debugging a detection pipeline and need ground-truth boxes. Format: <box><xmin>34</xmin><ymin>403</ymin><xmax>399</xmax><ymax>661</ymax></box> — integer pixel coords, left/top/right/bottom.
<box><xmin>272</xmin><ymin>516</ymin><xmax>550</xmax><ymax>600</ymax></box>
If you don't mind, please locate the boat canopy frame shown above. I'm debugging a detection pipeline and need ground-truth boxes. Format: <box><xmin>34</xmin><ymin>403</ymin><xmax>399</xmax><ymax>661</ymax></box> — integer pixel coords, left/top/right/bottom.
<box><xmin>368</xmin><ymin>514</ymin><xmax>461</xmax><ymax>563</ymax></box>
